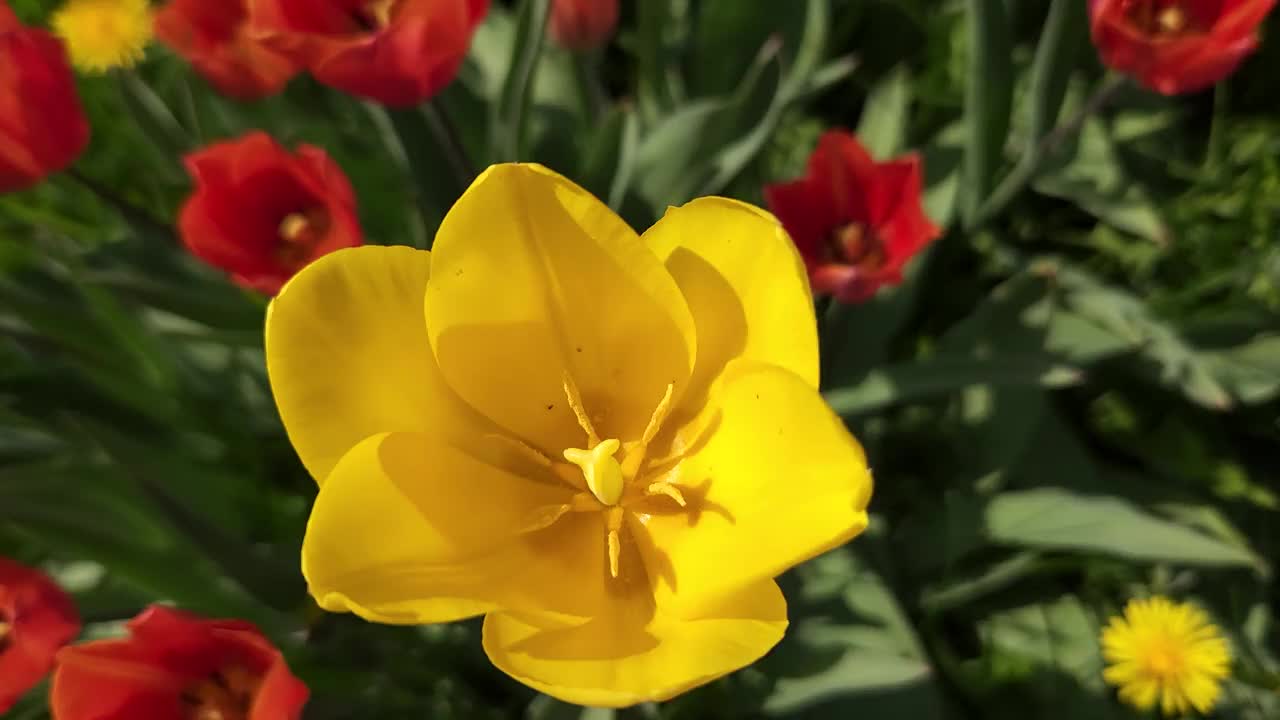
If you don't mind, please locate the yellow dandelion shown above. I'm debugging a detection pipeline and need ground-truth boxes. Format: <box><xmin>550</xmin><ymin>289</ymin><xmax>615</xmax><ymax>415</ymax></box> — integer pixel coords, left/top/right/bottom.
<box><xmin>1101</xmin><ymin>596</ymin><xmax>1231</xmax><ymax>717</ymax></box>
<box><xmin>51</xmin><ymin>0</ymin><xmax>153</xmax><ymax>74</ymax></box>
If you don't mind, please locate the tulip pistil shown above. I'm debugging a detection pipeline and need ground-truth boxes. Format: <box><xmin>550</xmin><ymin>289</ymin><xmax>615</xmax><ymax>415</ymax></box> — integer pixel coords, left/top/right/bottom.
<box><xmin>352</xmin><ymin>0</ymin><xmax>397</xmax><ymax>31</ymax></box>
<box><xmin>564</xmin><ymin>439</ymin><xmax>624</xmax><ymax>506</ymax></box>
<box><xmin>277</xmin><ymin>209</ymin><xmax>331</xmax><ymax>265</ymax></box>
<box><xmin>827</xmin><ymin>222</ymin><xmax>886</xmax><ymax>272</ymax></box>
<box><xmin>1124</xmin><ymin>1</ymin><xmax>1194</xmax><ymax>37</ymax></box>
<box><xmin>180</xmin><ymin>665</ymin><xmax>260</xmax><ymax>720</ymax></box>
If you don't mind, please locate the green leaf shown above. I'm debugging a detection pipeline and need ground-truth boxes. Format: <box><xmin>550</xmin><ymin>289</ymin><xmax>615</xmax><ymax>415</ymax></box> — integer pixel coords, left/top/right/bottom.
<box><xmin>984</xmin><ymin>487</ymin><xmax>1267</xmax><ymax>571</ymax></box>
<box><xmin>824</xmin><ymin>356</ymin><xmax>1082</xmax><ymax>417</ymax></box>
<box><xmin>961</xmin><ymin>0</ymin><xmax>1014</xmax><ymax>225</ymax></box>
<box><xmin>116</xmin><ymin>69</ymin><xmax>193</xmax><ymax>161</ymax></box>
<box><xmin>0</xmin><ymin>461</ymin><xmax>278</xmax><ymax>627</ymax></box>
<box><xmin>857</xmin><ymin>64</ymin><xmax>913</xmax><ymax>159</ymax></box>
<box><xmin>1033</xmin><ymin>117</ymin><xmax>1169</xmax><ymax>244</ymax></box>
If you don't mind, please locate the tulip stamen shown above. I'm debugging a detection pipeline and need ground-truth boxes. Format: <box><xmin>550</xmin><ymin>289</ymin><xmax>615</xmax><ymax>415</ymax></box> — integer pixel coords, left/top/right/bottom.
<box><xmin>607</xmin><ymin>530</ymin><xmax>621</xmax><ymax>578</ymax></box>
<box><xmin>520</xmin><ymin>503</ymin><xmax>571</xmax><ymax>533</ymax></box>
<box><xmin>641</xmin><ymin>384</ymin><xmax>675</xmax><ymax>446</ymax></box>
<box><xmin>606</xmin><ymin>507</ymin><xmax>625</xmax><ymax>578</ymax></box>
<box><xmin>564</xmin><ymin>439</ymin><xmax>624</xmax><ymax>506</ymax></box>
<box><xmin>620</xmin><ymin>383</ymin><xmax>676</xmax><ymax>480</ymax></box>
<box><xmin>1157</xmin><ymin>5</ymin><xmax>1187</xmax><ymax>34</ymax></box>
<box><xmin>0</xmin><ymin>617</ymin><xmax>11</xmax><ymax>651</ymax></box>
<box><xmin>828</xmin><ymin>222</ymin><xmax>887</xmax><ymax>272</ymax></box>
<box><xmin>646</xmin><ymin>481</ymin><xmax>687</xmax><ymax>507</ymax></box>
<box><xmin>180</xmin><ymin>664</ymin><xmax>259</xmax><ymax>720</ymax></box>
<box><xmin>484</xmin><ymin>433</ymin><xmax>553</xmax><ymax>468</ymax></box>
<box><xmin>562</xmin><ymin>373</ymin><xmax>601</xmax><ymax>447</ymax></box>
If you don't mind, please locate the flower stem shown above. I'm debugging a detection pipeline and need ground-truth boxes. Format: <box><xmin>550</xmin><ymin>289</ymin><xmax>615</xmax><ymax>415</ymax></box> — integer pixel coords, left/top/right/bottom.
<box><xmin>420</xmin><ymin>101</ymin><xmax>475</xmax><ymax>194</ymax></box>
<box><xmin>571</xmin><ymin>49</ymin><xmax>607</xmax><ymax>122</ymax></box>
<box><xmin>969</xmin><ymin>74</ymin><xmax>1128</xmax><ymax>229</ymax></box>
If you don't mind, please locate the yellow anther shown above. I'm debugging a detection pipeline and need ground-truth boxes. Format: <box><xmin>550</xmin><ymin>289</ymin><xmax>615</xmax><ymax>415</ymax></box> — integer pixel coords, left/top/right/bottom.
<box><xmin>563</xmin><ymin>438</ymin><xmax>623</xmax><ymax>506</ymax></box>
<box><xmin>484</xmin><ymin>433</ymin><xmax>553</xmax><ymax>467</ymax></box>
<box><xmin>1157</xmin><ymin>6</ymin><xmax>1187</xmax><ymax>34</ymax></box>
<box><xmin>607</xmin><ymin>530</ymin><xmax>621</xmax><ymax>578</ymax></box>
<box><xmin>520</xmin><ymin>503</ymin><xmax>571</xmax><ymax>533</ymax></box>
<box><xmin>562</xmin><ymin>373</ymin><xmax>601</xmax><ymax>447</ymax></box>
<box><xmin>646</xmin><ymin>481</ymin><xmax>687</xmax><ymax>507</ymax></box>
<box><xmin>278</xmin><ymin>213</ymin><xmax>311</xmax><ymax>243</ymax></box>
<box><xmin>365</xmin><ymin>0</ymin><xmax>396</xmax><ymax>26</ymax></box>
<box><xmin>0</xmin><ymin>620</ymin><xmax>10</xmax><ymax>642</ymax></box>
<box><xmin>642</xmin><ymin>384</ymin><xmax>675</xmax><ymax>446</ymax></box>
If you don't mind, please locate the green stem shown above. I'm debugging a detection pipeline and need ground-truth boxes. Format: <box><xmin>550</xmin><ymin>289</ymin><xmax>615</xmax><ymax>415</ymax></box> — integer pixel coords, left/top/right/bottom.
<box><xmin>1205</xmin><ymin>80</ymin><xmax>1230</xmax><ymax>170</ymax></box>
<box><xmin>421</xmin><ymin>101</ymin><xmax>475</xmax><ymax>193</ymax></box>
<box><xmin>817</xmin><ymin>296</ymin><xmax>842</xmax><ymax>387</ymax></box>
<box><xmin>364</xmin><ymin>103</ymin><xmax>431</xmax><ymax>248</ymax></box>
<box><xmin>970</xmin><ymin>74</ymin><xmax>1127</xmax><ymax>229</ymax></box>
<box><xmin>571</xmin><ymin>50</ymin><xmax>607</xmax><ymax>122</ymax></box>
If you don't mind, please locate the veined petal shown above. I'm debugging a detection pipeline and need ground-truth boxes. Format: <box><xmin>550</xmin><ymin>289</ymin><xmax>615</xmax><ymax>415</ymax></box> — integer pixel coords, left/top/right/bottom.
<box><xmin>426</xmin><ymin>163</ymin><xmax>697</xmax><ymax>453</ymax></box>
<box><xmin>483</xmin><ymin>579</ymin><xmax>786</xmax><ymax>708</ymax></box>
<box><xmin>646</xmin><ymin>197</ymin><xmax>818</xmax><ymax>404</ymax></box>
<box><xmin>637</xmin><ymin>361</ymin><xmax>872</xmax><ymax>618</ymax></box>
<box><xmin>266</xmin><ymin>245</ymin><xmax>494</xmax><ymax>483</ymax></box>
<box><xmin>302</xmin><ymin>432</ymin><xmax>608</xmax><ymax>624</ymax></box>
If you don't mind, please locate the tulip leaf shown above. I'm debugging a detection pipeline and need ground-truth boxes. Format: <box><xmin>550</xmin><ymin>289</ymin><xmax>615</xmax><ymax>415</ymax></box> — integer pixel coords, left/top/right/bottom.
<box><xmin>823</xmin><ymin>355</ymin><xmax>1083</xmax><ymax>418</ymax></box>
<box><xmin>984</xmin><ymin>488</ymin><xmax>1266</xmax><ymax>572</ymax></box>
<box><xmin>116</xmin><ymin>69</ymin><xmax>193</xmax><ymax>162</ymax></box>
<box><xmin>961</xmin><ymin>0</ymin><xmax>1013</xmax><ymax>225</ymax></box>
<box><xmin>0</xmin><ymin>460</ymin><xmax>278</xmax><ymax>627</ymax></box>
<box><xmin>857</xmin><ymin>64</ymin><xmax>913</xmax><ymax>159</ymax></box>
<box><xmin>69</xmin><ymin>416</ymin><xmax>307</xmax><ymax>613</ymax></box>
<box><xmin>764</xmin><ymin>550</ymin><xmax>946</xmax><ymax>717</ymax></box>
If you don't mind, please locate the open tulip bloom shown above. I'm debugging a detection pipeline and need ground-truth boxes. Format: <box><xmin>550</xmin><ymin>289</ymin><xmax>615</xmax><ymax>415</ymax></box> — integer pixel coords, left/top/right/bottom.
<box><xmin>266</xmin><ymin>163</ymin><xmax>874</xmax><ymax>706</ymax></box>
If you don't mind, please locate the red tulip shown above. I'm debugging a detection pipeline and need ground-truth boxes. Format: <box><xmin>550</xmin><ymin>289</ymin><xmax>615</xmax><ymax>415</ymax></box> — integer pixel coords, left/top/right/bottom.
<box><xmin>764</xmin><ymin>130</ymin><xmax>941</xmax><ymax>304</ymax></box>
<box><xmin>52</xmin><ymin>605</ymin><xmax>308</xmax><ymax>720</ymax></box>
<box><xmin>1089</xmin><ymin>0</ymin><xmax>1277</xmax><ymax>94</ymax></box>
<box><xmin>154</xmin><ymin>0</ymin><xmax>300</xmax><ymax>100</ymax></box>
<box><xmin>177</xmin><ymin>131</ymin><xmax>363</xmax><ymax>295</ymax></box>
<box><xmin>0</xmin><ymin>4</ymin><xmax>90</xmax><ymax>193</ymax></box>
<box><xmin>250</xmin><ymin>0</ymin><xmax>489</xmax><ymax>107</ymax></box>
<box><xmin>0</xmin><ymin>557</ymin><xmax>81</xmax><ymax>713</ymax></box>
<box><xmin>549</xmin><ymin>0</ymin><xmax>619</xmax><ymax>50</ymax></box>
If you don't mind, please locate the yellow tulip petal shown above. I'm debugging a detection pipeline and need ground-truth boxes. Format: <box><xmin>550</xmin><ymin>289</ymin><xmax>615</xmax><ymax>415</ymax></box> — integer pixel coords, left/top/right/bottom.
<box><xmin>266</xmin><ymin>245</ymin><xmax>495</xmax><ymax>484</ymax></box>
<box><xmin>426</xmin><ymin>164</ymin><xmax>697</xmax><ymax>453</ymax></box>
<box><xmin>302</xmin><ymin>432</ymin><xmax>610</xmax><ymax>624</ymax></box>
<box><xmin>646</xmin><ymin>197</ymin><xmax>819</xmax><ymax>405</ymax></box>
<box><xmin>483</xmin><ymin>579</ymin><xmax>787</xmax><ymax>707</ymax></box>
<box><xmin>637</xmin><ymin>361</ymin><xmax>872</xmax><ymax>618</ymax></box>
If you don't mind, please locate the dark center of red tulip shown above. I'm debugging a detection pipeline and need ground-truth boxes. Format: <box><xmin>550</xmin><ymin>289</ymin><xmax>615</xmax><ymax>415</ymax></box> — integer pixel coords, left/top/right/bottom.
<box><xmin>350</xmin><ymin>0</ymin><xmax>398</xmax><ymax>31</ymax></box>
<box><xmin>826</xmin><ymin>222</ymin><xmax>886</xmax><ymax>272</ymax></box>
<box><xmin>1121</xmin><ymin>0</ymin><xmax>1205</xmax><ymax>37</ymax></box>
<box><xmin>276</xmin><ymin>208</ymin><xmax>332</xmax><ymax>266</ymax></box>
<box><xmin>180</xmin><ymin>664</ymin><xmax>261</xmax><ymax>720</ymax></box>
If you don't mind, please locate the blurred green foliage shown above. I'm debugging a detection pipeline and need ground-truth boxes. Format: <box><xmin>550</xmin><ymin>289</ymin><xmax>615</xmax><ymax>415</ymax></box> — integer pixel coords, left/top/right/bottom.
<box><xmin>2</xmin><ymin>0</ymin><xmax>1279</xmax><ymax>719</ymax></box>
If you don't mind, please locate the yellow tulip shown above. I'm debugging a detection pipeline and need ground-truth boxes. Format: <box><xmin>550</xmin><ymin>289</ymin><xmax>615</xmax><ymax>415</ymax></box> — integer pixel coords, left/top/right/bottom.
<box><xmin>266</xmin><ymin>163</ymin><xmax>873</xmax><ymax>706</ymax></box>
